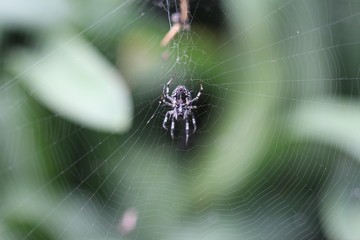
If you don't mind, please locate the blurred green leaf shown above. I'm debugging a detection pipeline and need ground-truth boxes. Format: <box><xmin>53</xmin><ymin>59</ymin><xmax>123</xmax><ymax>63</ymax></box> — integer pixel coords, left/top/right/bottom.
<box><xmin>320</xmin><ymin>158</ymin><xmax>360</xmax><ymax>240</ymax></box>
<box><xmin>290</xmin><ymin>100</ymin><xmax>360</xmax><ymax>239</ymax></box>
<box><xmin>3</xmin><ymin>191</ymin><xmax>106</xmax><ymax>240</ymax></box>
<box><xmin>8</xmin><ymin>30</ymin><xmax>133</xmax><ymax>133</ymax></box>
<box><xmin>290</xmin><ymin>99</ymin><xmax>360</xmax><ymax>160</ymax></box>
<box><xmin>0</xmin><ymin>0</ymin><xmax>67</xmax><ymax>28</ymax></box>
<box><xmin>191</xmin><ymin>0</ymin><xmax>284</xmax><ymax>201</ymax></box>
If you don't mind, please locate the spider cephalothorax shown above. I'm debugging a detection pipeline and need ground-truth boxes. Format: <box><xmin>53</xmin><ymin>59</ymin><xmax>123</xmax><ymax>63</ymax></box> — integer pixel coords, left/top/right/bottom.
<box><xmin>161</xmin><ymin>75</ymin><xmax>203</xmax><ymax>144</ymax></box>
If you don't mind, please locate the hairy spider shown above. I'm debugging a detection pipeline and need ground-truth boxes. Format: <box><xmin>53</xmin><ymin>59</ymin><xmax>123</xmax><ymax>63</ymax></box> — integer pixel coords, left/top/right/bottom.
<box><xmin>161</xmin><ymin>75</ymin><xmax>203</xmax><ymax>144</ymax></box>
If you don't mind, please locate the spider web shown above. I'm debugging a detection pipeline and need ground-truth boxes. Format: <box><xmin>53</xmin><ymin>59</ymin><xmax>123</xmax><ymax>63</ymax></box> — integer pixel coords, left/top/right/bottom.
<box><xmin>1</xmin><ymin>0</ymin><xmax>360</xmax><ymax>239</ymax></box>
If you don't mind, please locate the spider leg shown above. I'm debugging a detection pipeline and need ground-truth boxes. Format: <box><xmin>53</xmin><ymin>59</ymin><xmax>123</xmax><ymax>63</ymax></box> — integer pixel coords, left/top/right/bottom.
<box><xmin>187</xmin><ymin>105</ymin><xmax>197</xmax><ymax>109</ymax></box>
<box><xmin>170</xmin><ymin>116</ymin><xmax>175</xmax><ymax>140</ymax></box>
<box><xmin>166</xmin><ymin>95</ymin><xmax>175</xmax><ymax>103</ymax></box>
<box><xmin>163</xmin><ymin>75</ymin><xmax>176</xmax><ymax>103</ymax></box>
<box><xmin>164</xmin><ymin>74</ymin><xmax>176</xmax><ymax>96</ymax></box>
<box><xmin>163</xmin><ymin>111</ymin><xmax>173</xmax><ymax>130</ymax></box>
<box><xmin>191</xmin><ymin>113</ymin><xmax>197</xmax><ymax>133</ymax></box>
<box><xmin>185</xmin><ymin>116</ymin><xmax>190</xmax><ymax>145</ymax></box>
<box><xmin>189</xmin><ymin>80</ymin><xmax>203</xmax><ymax>104</ymax></box>
<box><xmin>161</xmin><ymin>95</ymin><xmax>173</xmax><ymax>107</ymax></box>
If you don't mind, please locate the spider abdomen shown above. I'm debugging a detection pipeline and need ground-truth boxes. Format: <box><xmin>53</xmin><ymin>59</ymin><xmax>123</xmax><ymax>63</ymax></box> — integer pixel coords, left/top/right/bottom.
<box><xmin>172</xmin><ymin>85</ymin><xmax>192</xmax><ymax>102</ymax></box>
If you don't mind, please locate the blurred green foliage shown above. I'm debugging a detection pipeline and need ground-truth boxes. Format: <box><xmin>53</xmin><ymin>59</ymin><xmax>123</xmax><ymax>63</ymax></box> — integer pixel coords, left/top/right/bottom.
<box><xmin>1</xmin><ymin>0</ymin><xmax>360</xmax><ymax>239</ymax></box>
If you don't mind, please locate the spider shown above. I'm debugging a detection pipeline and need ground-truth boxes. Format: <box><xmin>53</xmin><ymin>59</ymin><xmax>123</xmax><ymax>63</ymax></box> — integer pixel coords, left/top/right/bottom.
<box><xmin>161</xmin><ymin>75</ymin><xmax>203</xmax><ymax>144</ymax></box>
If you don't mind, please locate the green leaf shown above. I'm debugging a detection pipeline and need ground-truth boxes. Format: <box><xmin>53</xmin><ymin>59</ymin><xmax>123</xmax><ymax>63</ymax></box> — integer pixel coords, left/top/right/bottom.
<box><xmin>320</xmin><ymin>158</ymin><xmax>360</xmax><ymax>240</ymax></box>
<box><xmin>0</xmin><ymin>0</ymin><xmax>67</xmax><ymax>28</ymax></box>
<box><xmin>9</xmin><ymin>30</ymin><xmax>133</xmax><ymax>133</ymax></box>
<box><xmin>290</xmin><ymin>99</ymin><xmax>360</xmax><ymax>160</ymax></box>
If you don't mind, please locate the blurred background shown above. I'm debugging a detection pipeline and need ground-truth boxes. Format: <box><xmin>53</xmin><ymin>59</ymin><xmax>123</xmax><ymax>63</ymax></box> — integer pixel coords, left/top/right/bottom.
<box><xmin>1</xmin><ymin>0</ymin><xmax>360</xmax><ymax>239</ymax></box>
